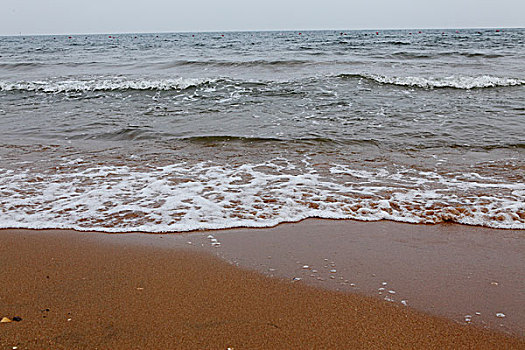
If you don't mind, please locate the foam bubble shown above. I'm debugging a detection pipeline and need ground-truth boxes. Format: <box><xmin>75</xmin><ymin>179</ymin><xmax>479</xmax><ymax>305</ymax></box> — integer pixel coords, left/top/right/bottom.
<box><xmin>364</xmin><ymin>74</ymin><xmax>524</xmax><ymax>89</ymax></box>
<box><xmin>0</xmin><ymin>77</ymin><xmax>216</xmax><ymax>93</ymax></box>
<box><xmin>0</xmin><ymin>159</ymin><xmax>523</xmax><ymax>232</ymax></box>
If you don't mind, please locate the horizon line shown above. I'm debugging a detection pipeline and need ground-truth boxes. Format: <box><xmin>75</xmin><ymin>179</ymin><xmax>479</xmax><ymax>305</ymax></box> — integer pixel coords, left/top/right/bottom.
<box><xmin>1</xmin><ymin>26</ymin><xmax>522</xmax><ymax>37</ymax></box>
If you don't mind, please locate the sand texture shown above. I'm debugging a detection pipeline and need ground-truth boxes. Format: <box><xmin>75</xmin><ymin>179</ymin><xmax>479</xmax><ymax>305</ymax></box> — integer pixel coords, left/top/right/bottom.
<box><xmin>1</xmin><ymin>228</ymin><xmax>524</xmax><ymax>349</ymax></box>
<box><xmin>195</xmin><ymin>219</ymin><xmax>525</xmax><ymax>335</ymax></box>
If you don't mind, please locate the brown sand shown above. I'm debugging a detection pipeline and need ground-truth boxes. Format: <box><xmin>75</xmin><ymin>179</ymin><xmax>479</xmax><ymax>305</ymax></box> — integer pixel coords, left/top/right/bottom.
<box><xmin>194</xmin><ymin>219</ymin><xmax>525</xmax><ymax>335</ymax></box>
<box><xmin>0</xmin><ymin>228</ymin><xmax>523</xmax><ymax>349</ymax></box>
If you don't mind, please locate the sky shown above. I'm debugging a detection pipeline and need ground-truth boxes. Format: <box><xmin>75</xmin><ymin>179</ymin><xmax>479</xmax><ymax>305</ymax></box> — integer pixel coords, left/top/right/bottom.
<box><xmin>1</xmin><ymin>0</ymin><xmax>523</xmax><ymax>36</ymax></box>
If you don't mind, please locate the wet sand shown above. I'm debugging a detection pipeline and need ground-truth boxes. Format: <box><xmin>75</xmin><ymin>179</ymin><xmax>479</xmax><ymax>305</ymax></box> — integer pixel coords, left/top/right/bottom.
<box><xmin>0</xmin><ymin>223</ymin><xmax>524</xmax><ymax>349</ymax></box>
<box><xmin>196</xmin><ymin>219</ymin><xmax>525</xmax><ymax>335</ymax></box>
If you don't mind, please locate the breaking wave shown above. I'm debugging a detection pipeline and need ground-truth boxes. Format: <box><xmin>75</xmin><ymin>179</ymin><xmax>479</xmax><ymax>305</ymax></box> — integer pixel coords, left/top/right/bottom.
<box><xmin>365</xmin><ymin>75</ymin><xmax>524</xmax><ymax>89</ymax></box>
<box><xmin>0</xmin><ymin>160</ymin><xmax>523</xmax><ymax>232</ymax></box>
<box><xmin>0</xmin><ymin>77</ymin><xmax>217</xmax><ymax>93</ymax></box>
<box><xmin>338</xmin><ymin>74</ymin><xmax>524</xmax><ymax>89</ymax></box>
<box><xmin>2</xmin><ymin>74</ymin><xmax>523</xmax><ymax>94</ymax></box>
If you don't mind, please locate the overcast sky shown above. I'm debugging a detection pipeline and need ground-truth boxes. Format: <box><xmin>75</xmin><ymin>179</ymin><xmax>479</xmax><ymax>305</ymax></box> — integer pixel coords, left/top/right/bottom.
<box><xmin>1</xmin><ymin>0</ymin><xmax>523</xmax><ymax>36</ymax></box>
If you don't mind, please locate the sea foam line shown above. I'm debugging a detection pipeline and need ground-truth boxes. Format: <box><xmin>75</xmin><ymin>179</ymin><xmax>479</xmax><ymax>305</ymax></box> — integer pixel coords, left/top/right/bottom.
<box><xmin>0</xmin><ymin>161</ymin><xmax>524</xmax><ymax>232</ymax></box>
<box><xmin>2</xmin><ymin>74</ymin><xmax>521</xmax><ymax>93</ymax></box>
<box><xmin>362</xmin><ymin>74</ymin><xmax>524</xmax><ymax>89</ymax></box>
<box><xmin>0</xmin><ymin>77</ymin><xmax>217</xmax><ymax>93</ymax></box>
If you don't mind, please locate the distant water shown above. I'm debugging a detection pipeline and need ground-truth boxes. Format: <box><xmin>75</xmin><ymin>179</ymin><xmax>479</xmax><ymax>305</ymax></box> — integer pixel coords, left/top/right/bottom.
<box><xmin>0</xmin><ymin>29</ymin><xmax>524</xmax><ymax>232</ymax></box>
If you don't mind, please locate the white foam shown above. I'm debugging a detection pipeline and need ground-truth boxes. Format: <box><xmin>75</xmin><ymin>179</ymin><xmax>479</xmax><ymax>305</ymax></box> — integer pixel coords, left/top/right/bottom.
<box><xmin>0</xmin><ymin>158</ymin><xmax>523</xmax><ymax>232</ymax></box>
<box><xmin>365</xmin><ymin>74</ymin><xmax>524</xmax><ymax>89</ymax></box>
<box><xmin>0</xmin><ymin>77</ymin><xmax>216</xmax><ymax>93</ymax></box>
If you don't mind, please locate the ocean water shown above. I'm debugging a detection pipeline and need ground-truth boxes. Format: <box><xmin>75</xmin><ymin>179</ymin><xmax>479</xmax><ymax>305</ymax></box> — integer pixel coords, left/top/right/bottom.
<box><xmin>0</xmin><ymin>29</ymin><xmax>524</xmax><ymax>232</ymax></box>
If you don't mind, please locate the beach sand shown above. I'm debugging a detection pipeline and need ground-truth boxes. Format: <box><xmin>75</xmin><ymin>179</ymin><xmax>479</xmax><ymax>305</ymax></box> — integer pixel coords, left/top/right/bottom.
<box><xmin>197</xmin><ymin>219</ymin><xmax>525</xmax><ymax>335</ymax></box>
<box><xmin>1</xmin><ymin>223</ymin><xmax>524</xmax><ymax>349</ymax></box>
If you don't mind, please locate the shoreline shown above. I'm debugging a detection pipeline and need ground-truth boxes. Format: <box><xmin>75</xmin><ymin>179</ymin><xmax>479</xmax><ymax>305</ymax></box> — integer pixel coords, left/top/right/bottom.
<box><xmin>198</xmin><ymin>219</ymin><xmax>524</xmax><ymax>334</ymax></box>
<box><xmin>2</xmin><ymin>215</ymin><xmax>524</xmax><ymax>237</ymax></box>
<box><xmin>1</xmin><ymin>220</ymin><xmax>524</xmax><ymax>348</ymax></box>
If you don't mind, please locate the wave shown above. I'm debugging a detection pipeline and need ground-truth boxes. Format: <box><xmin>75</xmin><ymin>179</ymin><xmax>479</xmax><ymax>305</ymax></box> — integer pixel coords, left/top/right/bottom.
<box><xmin>0</xmin><ymin>161</ymin><xmax>523</xmax><ymax>232</ymax></box>
<box><xmin>338</xmin><ymin>74</ymin><xmax>524</xmax><ymax>89</ymax></box>
<box><xmin>403</xmin><ymin>142</ymin><xmax>525</xmax><ymax>151</ymax></box>
<box><xmin>0</xmin><ymin>61</ymin><xmax>135</xmax><ymax>71</ymax></box>
<box><xmin>461</xmin><ymin>52</ymin><xmax>506</xmax><ymax>58</ymax></box>
<box><xmin>2</xmin><ymin>73</ymin><xmax>523</xmax><ymax>94</ymax></box>
<box><xmin>181</xmin><ymin>136</ymin><xmax>382</xmax><ymax>148</ymax></box>
<box><xmin>388</xmin><ymin>51</ymin><xmax>506</xmax><ymax>59</ymax></box>
<box><xmin>157</xmin><ymin>59</ymin><xmax>312</xmax><ymax>68</ymax></box>
<box><xmin>388</xmin><ymin>52</ymin><xmax>433</xmax><ymax>59</ymax></box>
<box><xmin>182</xmin><ymin>135</ymin><xmax>336</xmax><ymax>144</ymax></box>
<box><xmin>390</xmin><ymin>41</ymin><xmax>411</xmax><ymax>46</ymax></box>
<box><xmin>73</xmin><ymin>132</ymin><xmax>340</xmax><ymax>143</ymax></box>
<box><xmin>0</xmin><ymin>58</ymin><xmax>335</xmax><ymax>72</ymax></box>
<box><xmin>0</xmin><ymin>62</ymin><xmax>47</xmax><ymax>70</ymax></box>
<box><xmin>75</xmin><ymin>127</ymin><xmax>169</xmax><ymax>141</ymax></box>
<box><xmin>0</xmin><ymin>77</ymin><xmax>217</xmax><ymax>93</ymax></box>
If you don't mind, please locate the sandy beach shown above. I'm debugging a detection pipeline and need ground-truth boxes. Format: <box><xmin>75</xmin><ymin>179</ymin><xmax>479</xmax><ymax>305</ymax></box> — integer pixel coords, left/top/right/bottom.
<box><xmin>1</xmin><ymin>222</ymin><xmax>524</xmax><ymax>349</ymax></box>
<box><xmin>199</xmin><ymin>219</ymin><xmax>525</xmax><ymax>335</ymax></box>
<box><xmin>1</xmin><ymin>23</ymin><xmax>524</xmax><ymax>350</ymax></box>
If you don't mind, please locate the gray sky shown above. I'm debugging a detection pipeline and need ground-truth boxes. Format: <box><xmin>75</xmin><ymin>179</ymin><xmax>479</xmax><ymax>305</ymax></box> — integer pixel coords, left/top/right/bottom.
<box><xmin>1</xmin><ymin>0</ymin><xmax>523</xmax><ymax>36</ymax></box>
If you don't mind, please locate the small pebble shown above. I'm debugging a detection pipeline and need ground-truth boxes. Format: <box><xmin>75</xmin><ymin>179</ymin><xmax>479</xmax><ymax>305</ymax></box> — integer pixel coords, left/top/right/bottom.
<box><xmin>330</xmin><ymin>276</ymin><xmax>335</xmax><ymax>279</ymax></box>
<box><xmin>401</xmin><ymin>300</ymin><xmax>408</xmax><ymax>306</ymax></box>
<box><xmin>475</xmin><ymin>312</ymin><xmax>481</xmax><ymax>315</ymax></box>
<box><xmin>292</xmin><ymin>277</ymin><xmax>302</xmax><ymax>281</ymax></box>
<box><xmin>330</xmin><ymin>269</ymin><xmax>337</xmax><ymax>273</ymax></box>
<box><xmin>388</xmin><ymin>290</ymin><xmax>396</xmax><ymax>294</ymax></box>
<box><xmin>382</xmin><ymin>282</ymin><xmax>387</xmax><ymax>286</ymax></box>
<box><xmin>496</xmin><ymin>313</ymin><xmax>506</xmax><ymax>318</ymax></box>
<box><xmin>312</xmin><ymin>269</ymin><xmax>318</xmax><ymax>273</ymax></box>
<box><xmin>302</xmin><ymin>265</ymin><xmax>309</xmax><ymax>269</ymax></box>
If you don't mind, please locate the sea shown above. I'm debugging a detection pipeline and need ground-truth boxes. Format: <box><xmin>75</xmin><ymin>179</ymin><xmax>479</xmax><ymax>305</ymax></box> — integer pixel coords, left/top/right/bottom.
<box><xmin>0</xmin><ymin>29</ymin><xmax>523</xmax><ymax>232</ymax></box>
